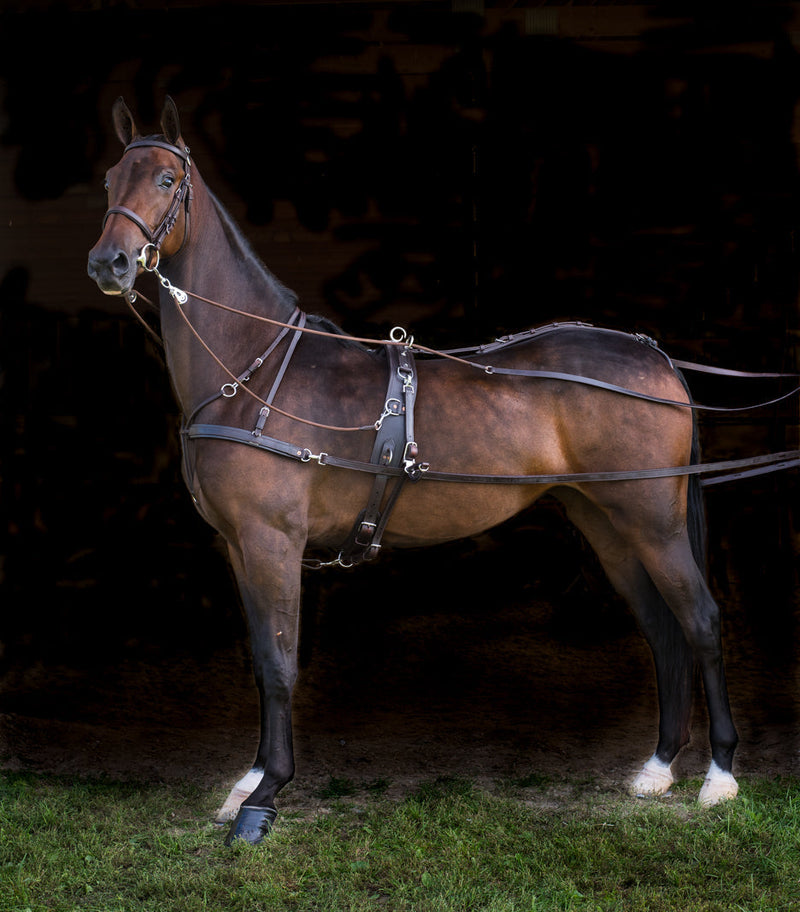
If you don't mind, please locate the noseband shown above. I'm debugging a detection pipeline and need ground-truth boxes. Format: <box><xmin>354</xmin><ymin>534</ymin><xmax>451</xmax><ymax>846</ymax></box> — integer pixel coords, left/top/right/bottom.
<box><xmin>102</xmin><ymin>138</ymin><xmax>193</xmax><ymax>261</ymax></box>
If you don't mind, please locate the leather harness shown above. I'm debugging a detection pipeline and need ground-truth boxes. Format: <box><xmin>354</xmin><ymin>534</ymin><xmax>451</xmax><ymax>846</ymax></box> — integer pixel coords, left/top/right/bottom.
<box><xmin>182</xmin><ymin>322</ymin><xmax>800</xmax><ymax>569</ymax></box>
<box><xmin>101</xmin><ymin>141</ymin><xmax>800</xmax><ymax>570</ymax></box>
<box><xmin>184</xmin><ymin>321</ymin><xmax>423</xmax><ymax>567</ymax></box>
<box><xmin>336</xmin><ymin>343</ymin><xmax>419</xmax><ymax>566</ymax></box>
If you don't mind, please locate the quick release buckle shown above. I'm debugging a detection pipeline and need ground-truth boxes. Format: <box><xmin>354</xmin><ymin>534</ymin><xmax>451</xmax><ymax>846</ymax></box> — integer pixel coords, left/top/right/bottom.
<box><xmin>301</xmin><ymin>449</ymin><xmax>329</xmax><ymax>465</ymax></box>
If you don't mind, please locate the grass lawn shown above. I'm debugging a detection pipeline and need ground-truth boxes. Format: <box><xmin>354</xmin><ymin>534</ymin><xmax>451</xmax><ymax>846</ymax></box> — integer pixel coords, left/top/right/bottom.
<box><xmin>1</xmin><ymin>770</ymin><xmax>798</xmax><ymax>911</ymax></box>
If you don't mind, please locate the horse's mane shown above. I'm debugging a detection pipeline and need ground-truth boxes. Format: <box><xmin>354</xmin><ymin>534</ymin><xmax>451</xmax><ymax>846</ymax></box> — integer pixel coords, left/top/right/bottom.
<box><xmin>154</xmin><ymin>145</ymin><xmax>378</xmax><ymax>354</ymax></box>
<box><xmin>206</xmin><ymin>188</ymin><xmax>379</xmax><ymax>355</ymax></box>
<box><xmin>205</xmin><ymin>184</ymin><xmax>300</xmax><ymax>313</ymax></box>
<box><xmin>305</xmin><ymin>313</ymin><xmax>380</xmax><ymax>355</ymax></box>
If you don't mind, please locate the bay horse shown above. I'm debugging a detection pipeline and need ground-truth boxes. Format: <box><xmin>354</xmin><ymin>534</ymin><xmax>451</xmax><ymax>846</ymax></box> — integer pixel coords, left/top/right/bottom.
<box><xmin>87</xmin><ymin>97</ymin><xmax>739</xmax><ymax>845</ymax></box>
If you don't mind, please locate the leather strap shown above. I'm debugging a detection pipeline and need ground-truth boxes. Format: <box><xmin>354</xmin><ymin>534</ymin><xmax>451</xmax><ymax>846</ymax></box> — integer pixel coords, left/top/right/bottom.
<box><xmin>124</xmin><ymin>138</ymin><xmax>190</xmax><ymax>163</ymax></box>
<box><xmin>252</xmin><ymin>311</ymin><xmax>306</xmax><ymax>436</ymax></box>
<box><xmin>182</xmin><ymin>308</ymin><xmax>303</xmax><ymax>429</ymax></box>
<box><xmin>102</xmin><ymin>139</ymin><xmax>192</xmax><ymax>256</ymax></box>
<box><xmin>184</xmin><ymin>423</ymin><xmax>800</xmax><ymax>487</ymax></box>
<box><xmin>337</xmin><ymin>344</ymin><xmax>418</xmax><ymax>566</ymax></box>
<box><xmin>440</xmin><ymin>323</ymin><xmax>800</xmax><ymax>381</ymax></box>
<box><xmin>102</xmin><ymin>205</ymin><xmax>154</xmax><ymax>242</ymax></box>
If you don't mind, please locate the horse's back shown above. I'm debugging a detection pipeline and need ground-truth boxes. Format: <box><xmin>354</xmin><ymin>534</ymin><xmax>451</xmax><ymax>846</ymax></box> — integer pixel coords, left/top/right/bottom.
<box><xmin>474</xmin><ymin>324</ymin><xmax>681</xmax><ymax>391</ymax></box>
<box><xmin>413</xmin><ymin>324</ymin><xmax>692</xmax><ymax>466</ymax></box>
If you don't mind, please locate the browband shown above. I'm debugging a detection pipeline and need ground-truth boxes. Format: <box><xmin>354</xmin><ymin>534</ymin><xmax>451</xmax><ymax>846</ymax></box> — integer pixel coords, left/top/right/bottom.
<box><xmin>124</xmin><ymin>138</ymin><xmax>191</xmax><ymax>165</ymax></box>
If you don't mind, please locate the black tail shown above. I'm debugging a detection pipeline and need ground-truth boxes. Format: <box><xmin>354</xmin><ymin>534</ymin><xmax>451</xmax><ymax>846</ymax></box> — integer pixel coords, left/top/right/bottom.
<box><xmin>677</xmin><ymin>368</ymin><xmax>708</xmax><ymax>573</ymax></box>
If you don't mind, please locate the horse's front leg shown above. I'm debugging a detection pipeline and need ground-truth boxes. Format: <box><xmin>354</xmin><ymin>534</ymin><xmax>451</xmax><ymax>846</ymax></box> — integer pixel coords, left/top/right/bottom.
<box><xmin>217</xmin><ymin>527</ymin><xmax>304</xmax><ymax>845</ymax></box>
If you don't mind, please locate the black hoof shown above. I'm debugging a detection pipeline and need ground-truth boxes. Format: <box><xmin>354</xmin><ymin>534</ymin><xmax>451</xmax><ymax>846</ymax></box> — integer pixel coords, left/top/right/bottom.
<box><xmin>225</xmin><ymin>805</ymin><xmax>278</xmax><ymax>846</ymax></box>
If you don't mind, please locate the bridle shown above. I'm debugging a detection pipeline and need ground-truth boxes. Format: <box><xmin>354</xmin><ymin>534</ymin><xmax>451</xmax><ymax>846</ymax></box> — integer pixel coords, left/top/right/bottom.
<box><xmin>102</xmin><ymin>138</ymin><xmax>193</xmax><ymax>267</ymax></box>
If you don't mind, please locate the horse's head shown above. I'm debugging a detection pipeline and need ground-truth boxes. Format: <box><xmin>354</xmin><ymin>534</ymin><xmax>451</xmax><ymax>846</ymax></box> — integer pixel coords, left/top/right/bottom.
<box><xmin>87</xmin><ymin>96</ymin><xmax>192</xmax><ymax>297</ymax></box>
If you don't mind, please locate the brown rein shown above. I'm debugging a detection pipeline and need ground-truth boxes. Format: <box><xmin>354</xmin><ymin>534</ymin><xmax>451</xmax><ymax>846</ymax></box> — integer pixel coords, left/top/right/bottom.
<box><xmin>109</xmin><ymin>138</ymin><xmax>799</xmax><ymax>430</ymax></box>
<box><xmin>127</xmin><ymin>262</ymin><xmax>800</xmax><ymax>491</ymax></box>
<box><xmin>131</xmin><ymin>274</ymin><xmax>800</xmax><ymax>427</ymax></box>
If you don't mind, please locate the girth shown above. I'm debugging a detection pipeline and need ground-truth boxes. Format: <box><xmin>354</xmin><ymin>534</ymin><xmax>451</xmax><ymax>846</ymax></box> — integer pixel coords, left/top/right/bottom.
<box><xmin>337</xmin><ymin>343</ymin><xmax>420</xmax><ymax>566</ymax></box>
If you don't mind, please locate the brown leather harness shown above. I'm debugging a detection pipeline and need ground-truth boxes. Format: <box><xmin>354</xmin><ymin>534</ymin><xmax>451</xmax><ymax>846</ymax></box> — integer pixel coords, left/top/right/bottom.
<box><xmin>103</xmin><ymin>152</ymin><xmax>800</xmax><ymax>570</ymax></box>
<box><xmin>180</xmin><ymin>319</ymin><xmax>800</xmax><ymax>568</ymax></box>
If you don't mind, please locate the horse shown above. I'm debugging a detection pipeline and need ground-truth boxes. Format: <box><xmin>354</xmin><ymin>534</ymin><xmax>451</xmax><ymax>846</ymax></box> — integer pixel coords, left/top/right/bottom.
<box><xmin>87</xmin><ymin>96</ymin><xmax>739</xmax><ymax>845</ymax></box>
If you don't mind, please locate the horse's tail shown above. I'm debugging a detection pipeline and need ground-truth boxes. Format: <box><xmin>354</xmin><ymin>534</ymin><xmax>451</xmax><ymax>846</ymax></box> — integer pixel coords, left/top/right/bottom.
<box><xmin>677</xmin><ymin>368</ymin><xmax>708</xmax><ymax>574</ymax></box>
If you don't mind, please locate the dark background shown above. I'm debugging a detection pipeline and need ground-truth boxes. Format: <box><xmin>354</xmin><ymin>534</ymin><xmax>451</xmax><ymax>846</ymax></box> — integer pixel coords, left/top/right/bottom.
<box><xmin>0</xmin><ymin>1</ymin><xmax>798</xmax><ymax>789</ymax></box>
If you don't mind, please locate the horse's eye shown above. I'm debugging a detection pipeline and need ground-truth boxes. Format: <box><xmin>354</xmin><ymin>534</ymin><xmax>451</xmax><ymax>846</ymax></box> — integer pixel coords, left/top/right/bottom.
<box><xmin>160</xmin><ymin>174</ymin><xmax>175</xmax><ymax>189</ymax></box>
<box><xmin>104</xmin><ymin>178</ymin><xmax>110</xmax><ymax>192</ymax></box>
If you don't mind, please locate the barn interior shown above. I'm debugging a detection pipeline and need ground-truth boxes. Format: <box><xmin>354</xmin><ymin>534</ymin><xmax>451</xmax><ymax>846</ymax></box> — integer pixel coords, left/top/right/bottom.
<box><xmin>1</xmin><ymin>1</ymin><xmax>798</xmax><ymax>797</ymax></box>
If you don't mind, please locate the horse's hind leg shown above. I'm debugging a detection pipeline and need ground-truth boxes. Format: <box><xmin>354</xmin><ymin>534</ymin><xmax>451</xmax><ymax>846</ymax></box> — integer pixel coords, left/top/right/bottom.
<box><xmin>561</xmin><ymin>482</ymin><xmax>738</xmax><ymax>806</ymax></box>
<box><xmin>633</xmin><ymin>531</ymin><xmax>738</xmax><ymax>806</ymax></box>
<box><xmin>555</xmin><ymin>489</ymin><xmax>695</xmax><ymax>798</ymax></box>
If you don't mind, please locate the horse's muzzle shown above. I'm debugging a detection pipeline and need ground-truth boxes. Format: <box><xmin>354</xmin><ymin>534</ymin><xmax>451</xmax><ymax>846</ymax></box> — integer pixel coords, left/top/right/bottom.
<box><xmin>87</xmin><ymin>245</ymin><xmax>136</xmax><ymax>296</ymax></box>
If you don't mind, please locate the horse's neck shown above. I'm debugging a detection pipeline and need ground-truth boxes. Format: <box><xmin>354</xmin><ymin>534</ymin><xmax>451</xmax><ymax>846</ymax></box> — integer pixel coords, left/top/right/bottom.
<box><xmin>159</xmin><ymin>176</ymin><xmax>298</xmax><ymax>415</ymax></box>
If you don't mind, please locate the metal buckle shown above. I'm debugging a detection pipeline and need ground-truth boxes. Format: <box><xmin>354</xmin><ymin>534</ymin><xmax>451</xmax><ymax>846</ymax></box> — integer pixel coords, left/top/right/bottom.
<box><xmin>374</xmin><ymin>397</ymin><xmax>402</xmax><ymax>430</ymax></box>
<box><xmin>301</xmin><ymin>449</ymin><xmax>329</xmax><ymax>465</ymax></box>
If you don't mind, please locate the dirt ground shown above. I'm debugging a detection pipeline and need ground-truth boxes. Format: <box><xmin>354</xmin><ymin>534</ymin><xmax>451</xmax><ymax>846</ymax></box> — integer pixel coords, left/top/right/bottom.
<box><xmin>1</xmin><ymin>489</ymin><xmax>799</xmax><ymax>813</ymax></box>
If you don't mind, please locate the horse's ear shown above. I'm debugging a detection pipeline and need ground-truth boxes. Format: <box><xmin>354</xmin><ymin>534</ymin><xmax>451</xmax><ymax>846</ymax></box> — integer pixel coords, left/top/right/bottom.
<box><xmin>160</xmin><ymin>96</ymin><xmax>182</xmax><ymax>145</ymax></box>
<box><xmin>112</xmin><ymin>96</ymin><xmax>137</xmax><ymax>146</ymax></box>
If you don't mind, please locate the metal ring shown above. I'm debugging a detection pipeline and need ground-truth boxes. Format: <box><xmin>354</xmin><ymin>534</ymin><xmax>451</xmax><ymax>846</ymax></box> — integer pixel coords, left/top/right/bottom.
<box><xmin>137</xmin><ymin>243</ymin><xmax>159</xmax><ymax>272</ymax></box>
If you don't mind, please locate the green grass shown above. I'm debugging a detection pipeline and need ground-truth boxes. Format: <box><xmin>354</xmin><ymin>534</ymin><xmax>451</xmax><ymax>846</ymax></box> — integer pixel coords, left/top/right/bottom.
<box><xmin>1</xmin><ymin>771</ymin><xmax>799</xmax><ymax>911</ymax></box>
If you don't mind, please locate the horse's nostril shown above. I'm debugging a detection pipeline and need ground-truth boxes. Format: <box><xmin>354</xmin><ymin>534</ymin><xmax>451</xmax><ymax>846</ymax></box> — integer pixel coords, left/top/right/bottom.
<box><xmin>112</xmin><ymin>251</ymin><xmax>130</xmax><ymax>276</ymax></box>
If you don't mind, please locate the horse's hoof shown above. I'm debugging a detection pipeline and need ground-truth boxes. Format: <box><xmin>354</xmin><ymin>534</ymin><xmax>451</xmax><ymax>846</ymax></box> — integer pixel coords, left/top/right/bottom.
<box><xmin>224</xmin><ymin>805</ymin><xmax>278</xmax><ymax>846</ymax></box>
<box><xmin>631</xmin><ymin>756</ymin><xmax>674</xmax><ymax>798</ymax></box>
<box><xmin>698</xmin><ymin>762</ymin><xmax>738</xmax><ymax>807</ymax></box>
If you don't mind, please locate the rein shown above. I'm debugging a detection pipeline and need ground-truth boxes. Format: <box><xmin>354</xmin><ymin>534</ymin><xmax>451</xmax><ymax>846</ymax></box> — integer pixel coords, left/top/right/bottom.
<box><xmin>137</xmin><ymin>268</ymin><xmax>800</xmax><ymax>420</ymax></box>
<box><xmin>155</xmin><ymin>278</ymin><xmax>800</xmax><ymax>416</ymax></box>
<box><xmin>127</xmin><ymin>253</ymin><xmax>800</xmax><ymax>571</ymax></box>
<box><xmin>185</xmin><ymin>424</ymin><xmax>800</xmax><ymax>488</ymax></box>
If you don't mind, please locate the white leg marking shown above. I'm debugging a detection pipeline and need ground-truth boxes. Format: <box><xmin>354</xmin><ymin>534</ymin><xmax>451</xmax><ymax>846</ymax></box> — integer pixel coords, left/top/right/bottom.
<box><xmin>632</xmin><ymin>755</ymin><xmax>674</xmax><ymax>798</ymax></box>
<box><xmin>215</xmin><ymin>768</ymin><xmax>264</xmax><ymax>824</ymax></box>
<box><xmin>698</xmin><ymin>760</ymin><xmax>738</xmax><ymax>807</ymax></box>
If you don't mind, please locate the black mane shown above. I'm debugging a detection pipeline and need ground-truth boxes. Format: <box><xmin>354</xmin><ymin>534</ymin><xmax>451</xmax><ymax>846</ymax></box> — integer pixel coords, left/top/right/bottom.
<box><xmin>206</xmin><ymin>185</ymin><xmax>299</xmax><ymax>313</ymax></box>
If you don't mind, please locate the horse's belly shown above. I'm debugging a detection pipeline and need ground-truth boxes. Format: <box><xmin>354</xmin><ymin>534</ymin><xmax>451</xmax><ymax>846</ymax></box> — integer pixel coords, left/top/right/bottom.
<box><xmin>378</xmin><ymin>480</ymin><xmax>545</xmax><ymax>548</ymax></box>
